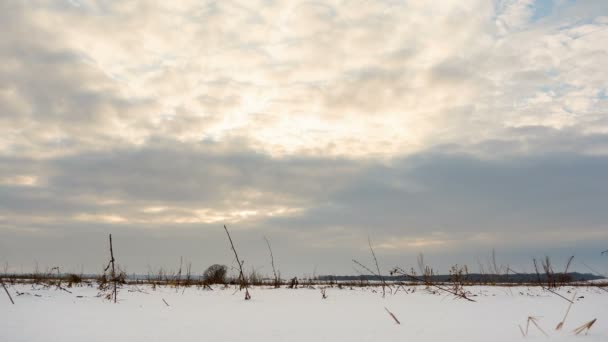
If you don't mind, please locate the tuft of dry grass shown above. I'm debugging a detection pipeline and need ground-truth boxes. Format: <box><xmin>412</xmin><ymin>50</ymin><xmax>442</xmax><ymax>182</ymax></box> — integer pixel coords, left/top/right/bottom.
<box><xmin>572</xmin><ymin>318</ymin><xmax>597</xmax><ymax>335</ymax></box>
<box><xmin>519</xmin><ymin>316</ymin><xmax>548</xmax><ymax>337</ymax></box>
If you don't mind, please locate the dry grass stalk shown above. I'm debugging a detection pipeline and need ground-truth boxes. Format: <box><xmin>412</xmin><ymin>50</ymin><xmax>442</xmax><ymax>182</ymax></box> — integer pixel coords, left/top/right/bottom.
<box><xmin>572</xmin><ymin>318</ymin><xmax>596</xmax><ymax>335</ymax></box>
<box><xmin>162</xmin><ymin>298</ymin><xmax>170</xmax><ymax>307</ymax></box>
<box><xmin>1</xmin><ymin>278</ymin><xmax>14</xmax><ymax>305</ymax></box>
<box><xmin>518</xmin><ymin>324</ymin><xmax>526</xmax><ymax>337</ymax></box>
<box><xmin>104</xmin><ymin>234</ymin><xmax>118</xmax><ymax>303</ymax></box>
<box><xmin>264</xmin><ymin>236</ymin><xmax>280</xmax><ymax>288</ymax></box>
<box><xmin>384</xmin><ymin>307</ymin><xmax>400</xmax><ymax>325</ymax></box>
<box><xmin>368</xmin><ymin>237</ymin><xmax>388</xmax><ymax>298</ymax></box>
<box><xmin>390</xmin><ymin>267</ymin><xmax>476</xmax><ymax>302</ymax></box>
<box><xmin>527</xmin><ymin>316</ymin><xmax>549</xmax><ymax>337</ymax></box>
<box><xmin>223</xmin><ymin>225</ymin><xmax>251</xmax><ymax>300</ymax></box>
<box><xmin>556</xmin><ymin>291</ymin><xmax>577</xmax><ymax>330</ymax></box>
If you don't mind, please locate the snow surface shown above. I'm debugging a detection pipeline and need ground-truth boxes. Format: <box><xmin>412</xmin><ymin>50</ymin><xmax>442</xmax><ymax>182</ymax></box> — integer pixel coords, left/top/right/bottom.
<box><xmin>1</xmin><ymin>284</ymin><xmax>607</xmax><ymax>341</ymax></box>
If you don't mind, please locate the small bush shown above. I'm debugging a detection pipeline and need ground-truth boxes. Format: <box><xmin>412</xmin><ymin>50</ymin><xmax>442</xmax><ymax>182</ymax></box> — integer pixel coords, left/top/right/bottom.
<box><xmin>203</xmin><ymin>264</ymin><xmax>227</xmax><ymax>284</ymax></box>
<box><xmin>66</xmin><ymin>273</ymin><xmax>82</xmax><ymax>285</ymax></box>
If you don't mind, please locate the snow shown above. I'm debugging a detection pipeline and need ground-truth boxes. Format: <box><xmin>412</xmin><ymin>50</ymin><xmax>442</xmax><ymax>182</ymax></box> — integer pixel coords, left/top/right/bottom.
<box><xmin>1</xmin><ymin>284</ymin><xmax>607</xmax><ymax>341</ymax></box>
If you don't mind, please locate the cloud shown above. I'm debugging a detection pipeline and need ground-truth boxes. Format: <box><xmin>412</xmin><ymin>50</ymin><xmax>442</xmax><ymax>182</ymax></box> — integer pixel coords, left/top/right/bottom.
<box><xmin>1</xmin><ymin>0</ymin><xmax>608</xmax><ymax>274</ymax></box>
<box><xmin>2</xmin><ymin>130</ymin><xmax>608</xmax><ymax>273</ymax></box>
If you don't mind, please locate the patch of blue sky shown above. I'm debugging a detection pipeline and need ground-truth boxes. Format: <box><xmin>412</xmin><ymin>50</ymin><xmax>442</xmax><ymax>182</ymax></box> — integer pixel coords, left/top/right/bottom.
<box><xmin>531</xmin><ymin>0</ymin><xmax>555</xmax><ymax>22</ymax></box>
<box><xmin>530</xmin><ymin>0</ymin><xmax>581</xmax><ymax>22</ymax></box>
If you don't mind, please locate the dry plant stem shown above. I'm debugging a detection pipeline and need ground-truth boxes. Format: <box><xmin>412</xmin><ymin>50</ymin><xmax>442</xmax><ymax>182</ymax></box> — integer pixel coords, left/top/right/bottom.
<box><xmin>391</xmin><ymin>267</ymin><xmax>476</xmax><ymax>302</ymax></box>
<box><xmin>384</xmin><ymin>307</ymin><xmax>400</xmax><ymax>324</ymax></box>
<box><xmin>264</xmin><ymin>236</ymin><xmax>279</xmax><ymax>288</ymax></box>
<box><xmin>580</xmin><ymin>263</ymin><xmax>608</xmax><ymax>293</ymax></box>
<box><xmin>109</xmin><ymin>234</ymin><xmax>117</xmax><ymax>303</ymax></box>
<box><xmin>509</xmin><ymin>266</ymin><xmax>574</xmax><ymax>303</ymax></box>
<box><xmin>353</xmin><ymin>260</ymin><xmax>379</xmax><ymax>278</ymax></box>
<box><xmin>175</xmin><ymin>257</ymin><xmax>182</xmax><ymax>293</ymax></box>
<box><xmin>162</xmin><ymin>298</ymin><xmax>170</xmax><ymax>307</ymax></box>
<box><xmin>573</xmin><ymin>318</ymin><xmax>596</xmax><ymax>335</ymax></box>
<box><xmin>223</xmin><ymin>225</ymin><xmax>250</xmax><ymax>300</ymax></box>
<box><xmin>368</xmin><ymin>237</ymin><xmax>387</xmax><ymax>298</ymax></box>
<box><xmin>541</xmin><ymin>285</ymin><xmax>573</xmax><ymax>303</ymax></box>
<box><xmin>1</xmin><ymin>279</ymin><xmax>14</xmax><ymax>305</ymax></box>
<box><xmin>556</xmin><ymin>291</ymin><xmax>577</xmax><ymax>330</ymax></box>
<box><xmin>528</xmin><ymin>316</ymin><xmax>549</xmax><ymax>337</ymax></box>
<box><xmin>563</xmin><ymin>256</ymin><xmax>574</xmax><ymax>274</ymax></box>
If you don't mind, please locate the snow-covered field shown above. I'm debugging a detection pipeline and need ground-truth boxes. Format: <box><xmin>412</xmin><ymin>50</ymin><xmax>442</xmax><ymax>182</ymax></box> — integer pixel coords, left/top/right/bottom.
<box><xmin>2</xmin><ymin>284</ymin><xmax>607</xmax><ymax>341</ymax></box>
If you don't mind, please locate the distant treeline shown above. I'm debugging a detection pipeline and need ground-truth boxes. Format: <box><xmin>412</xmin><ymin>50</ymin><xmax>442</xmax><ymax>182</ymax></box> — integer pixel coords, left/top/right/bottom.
<box><xmin>317</xmin><ymin>272</ymin><xmax>604</xmax><ymax>283</ymax></box>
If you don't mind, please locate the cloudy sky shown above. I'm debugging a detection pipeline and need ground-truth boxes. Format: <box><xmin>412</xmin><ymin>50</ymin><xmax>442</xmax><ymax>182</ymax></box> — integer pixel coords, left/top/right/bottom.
<box><xmin>1</xmin><ymin>0</ymin><xmax>608</xmax><ymax>276</ymax></box>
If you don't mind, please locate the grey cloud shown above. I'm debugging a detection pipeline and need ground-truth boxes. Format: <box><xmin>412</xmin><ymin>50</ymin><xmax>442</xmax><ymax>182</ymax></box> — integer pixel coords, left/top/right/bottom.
<box><xmin>3</xmin><ymin>130</ymin><xmax>608</xmax><ymax>273</ymax></box>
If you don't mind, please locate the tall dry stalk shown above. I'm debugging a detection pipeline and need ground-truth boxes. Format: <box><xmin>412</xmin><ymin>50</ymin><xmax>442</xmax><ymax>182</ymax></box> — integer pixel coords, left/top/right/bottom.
<box><xmin>264</xmin><ymin>236</ymin><xmax>280</xmax><ymax>288</ymax></box>
<box><xmin>368</xmin><ymin>237</ymin><xmax>387</xmax><ymax>298</ymax></box>
<box><xmin>223</xmin><ymin>225</ymin><xmax>250</xmax><ymax>300</ymax></box>
<box><xmin>556</xmin><ymin>291</ymin><xmax>577</xmax><ymax>330</ymax></box>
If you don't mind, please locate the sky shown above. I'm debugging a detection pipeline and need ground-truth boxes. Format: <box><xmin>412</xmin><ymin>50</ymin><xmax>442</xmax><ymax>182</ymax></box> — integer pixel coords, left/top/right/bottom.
<box><xmin>1</xmin><ymin>0</ymin><xmax>608</xmax><ymax>277</ymax></box>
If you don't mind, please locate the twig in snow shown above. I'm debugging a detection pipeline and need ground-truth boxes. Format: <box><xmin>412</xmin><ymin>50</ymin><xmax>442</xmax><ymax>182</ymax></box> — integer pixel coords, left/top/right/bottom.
<box><xmin>162</xmin><ymin>298</ymin><xmax>170</xmax><ymax>307</ymax></box>
<box><xmin>1</xmin><ymin>278</ymin><xmax>14</xmax><ymax>305</ymax></box>
<box><xmin>384</xmin><ymin>307</ymin><xmax>400</xmax><ymax>325</ymax></box>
